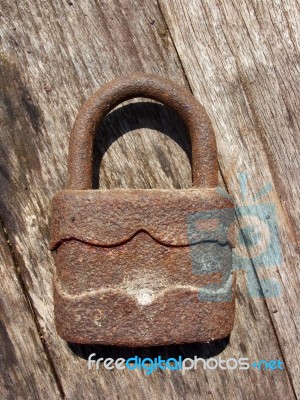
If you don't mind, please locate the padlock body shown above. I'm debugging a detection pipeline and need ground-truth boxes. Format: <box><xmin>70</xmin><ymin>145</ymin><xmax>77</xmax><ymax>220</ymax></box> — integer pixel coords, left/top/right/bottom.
<box><xmin>51</xmin><ymin>188</ymin><xmax>236</xmax><ymax>346</ymax></box>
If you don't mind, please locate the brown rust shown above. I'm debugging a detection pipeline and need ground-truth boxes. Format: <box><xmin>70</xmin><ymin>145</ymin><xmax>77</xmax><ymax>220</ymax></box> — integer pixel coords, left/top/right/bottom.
<box><xmin>51</xmin><ymin>73</ymin><xmax>236</xmax><ymax>346</ymax></box>
<box><xmin>67</xmin><ymin>73</ymin><xmax>218</xmax><ymax>189</ymax></box>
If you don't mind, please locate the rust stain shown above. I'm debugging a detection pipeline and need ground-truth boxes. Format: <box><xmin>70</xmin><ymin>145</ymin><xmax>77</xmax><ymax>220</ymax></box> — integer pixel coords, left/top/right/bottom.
<box><xmin>51</xmin><ymin>73</ymin><xmax>235</xmax><ymax>346</ymax></box>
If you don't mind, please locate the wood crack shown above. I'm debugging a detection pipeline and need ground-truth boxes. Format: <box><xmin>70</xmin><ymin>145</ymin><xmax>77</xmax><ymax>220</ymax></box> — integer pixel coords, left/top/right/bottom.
<box><xmin>0</xmin><ymin>217</ymin><xmax>66</xmax><ymax>400</ymax></box>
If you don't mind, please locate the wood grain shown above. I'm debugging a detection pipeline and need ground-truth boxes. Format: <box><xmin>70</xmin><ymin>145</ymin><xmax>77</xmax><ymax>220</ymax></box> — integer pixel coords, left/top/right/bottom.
<box><xmin>0</xmin><ymin>225</ymin><xmax>61</xmax><ymax>399</ymax></box>
<box><xmin>159</xmin><ymin>0</ymin><xmax>300</xmax><ymax>397</ymax></box>
<box><xmin>0</xmin><ymin>0</ymin><xmax>299</xmax><ymax>399</ymax></box>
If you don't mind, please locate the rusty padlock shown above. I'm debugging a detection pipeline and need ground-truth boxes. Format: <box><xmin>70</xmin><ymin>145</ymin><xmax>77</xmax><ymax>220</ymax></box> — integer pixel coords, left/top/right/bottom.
<box><xmin>50</xmin><ymin>73</ymin><xmax>236</xmax><ymax>346</ymax></box>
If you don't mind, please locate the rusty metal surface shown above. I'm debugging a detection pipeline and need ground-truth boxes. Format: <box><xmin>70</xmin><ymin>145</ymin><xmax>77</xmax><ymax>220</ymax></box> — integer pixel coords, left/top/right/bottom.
<box><xmin>50</xmin><ymin>189</ymin><xmax>235</xmax><ymax>249</ymax></box>
<box><xmin>67</xmin><ymin>73</ymin><xmax>218</xmax><ymax>189</ymax></box>
<box><xmin>51</xmin><ymin>73</ymin><xmax>236</xmax><ymax>346</ymax></box>
<box><xmin>55</xmin><ymin>271</ymin><xmax>236</xmax><ymax>346</ymax></box>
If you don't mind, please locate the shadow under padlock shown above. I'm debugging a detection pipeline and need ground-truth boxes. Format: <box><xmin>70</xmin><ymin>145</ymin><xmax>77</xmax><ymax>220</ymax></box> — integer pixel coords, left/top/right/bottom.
<box><xmin>92</xmin><ymin>101</ymin><xmax>191</xmax><ymax>189</ymax></box>
<box><xmin>50</xmin><ymin>73</ymin><xmax>236</xmax><ymax>347</ymax></box>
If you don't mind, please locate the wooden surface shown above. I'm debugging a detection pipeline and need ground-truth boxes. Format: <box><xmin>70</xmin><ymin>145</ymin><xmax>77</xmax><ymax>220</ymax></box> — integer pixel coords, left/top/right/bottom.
<box><xmin>0</xmin><ymin>1</ymin><xmax>299</xmax><ymax>399</ymax></box>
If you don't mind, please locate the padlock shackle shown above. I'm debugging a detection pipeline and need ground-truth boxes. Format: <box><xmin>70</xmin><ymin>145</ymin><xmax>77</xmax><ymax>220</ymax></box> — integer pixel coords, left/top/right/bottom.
<box><xmin>67</xmin><ymin>73</ymin><xmax>218</xmax><ymax>189</ymax></box>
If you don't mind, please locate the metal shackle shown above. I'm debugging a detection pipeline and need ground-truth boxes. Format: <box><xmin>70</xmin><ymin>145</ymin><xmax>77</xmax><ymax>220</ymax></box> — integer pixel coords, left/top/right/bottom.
<box><xmin>67</xmin><ymin>73</ymin><xmax>218</xmax><ymax>189</ymax></box>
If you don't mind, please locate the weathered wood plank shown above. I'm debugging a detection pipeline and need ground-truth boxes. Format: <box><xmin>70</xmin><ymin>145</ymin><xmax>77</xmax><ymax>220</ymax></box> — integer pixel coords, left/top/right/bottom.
<box><xmin>0</xmin><ymin>225</ymin><xmax>62</xmax><ymax>399</ymax></box>
<box><xmin>159</xmin><ymin>0</ymin><xmax>300</xmax><ymax>396</ymax></box>
<box><xmin>0</xmin><ymin>0</ymin><xmax>298</xmax><ymax>399</ymax></box>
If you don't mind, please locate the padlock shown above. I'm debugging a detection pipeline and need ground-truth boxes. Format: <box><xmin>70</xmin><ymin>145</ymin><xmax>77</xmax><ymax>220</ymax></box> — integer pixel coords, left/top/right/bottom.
<box><xmin>50</xmin><ymin>73</ymin><xmax>236</xmax><ymax>346</ymax></box>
